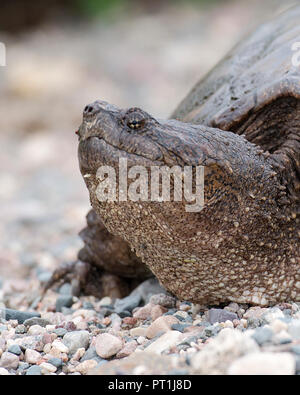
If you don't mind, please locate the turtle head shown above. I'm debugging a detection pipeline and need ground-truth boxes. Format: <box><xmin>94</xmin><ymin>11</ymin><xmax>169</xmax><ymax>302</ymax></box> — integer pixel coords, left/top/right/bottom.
<box><xmin>77</xmin><ymin>100</ymin><xmax>170</xmax><ymax>172</ymax></box>
<box><xmin>77</xmin><ymin>100</ymin><xmax>284</xmax><ymax>258</ymax></box>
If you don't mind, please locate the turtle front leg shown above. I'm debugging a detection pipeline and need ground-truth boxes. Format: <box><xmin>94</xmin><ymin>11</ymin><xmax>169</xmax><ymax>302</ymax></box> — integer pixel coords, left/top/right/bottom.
<box><xmin>42</xmin><ymin>260</ymin><xmax>91</xmax><ymax>297</ymax></box>
<box><xmin>43</xmin><ymin>210</ymin><xmax>151</xmax><ymax>298</ymax></box>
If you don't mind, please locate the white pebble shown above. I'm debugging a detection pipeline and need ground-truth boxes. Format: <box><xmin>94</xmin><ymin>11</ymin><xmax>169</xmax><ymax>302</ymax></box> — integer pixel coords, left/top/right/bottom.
<box><xmin>51</xmin><ymin>339</ymin><xmax>69</xmax><ymax>354</ymax></box>
<box><xmin>45</xmin><ymin>325</ymin><xmax>56</xmax><ymax>331</ymax></box>
<box><xmin>43</xmin><ymin>343</ymin><xmax>52</xmax><ymax>354</ymax></box>
<box><xmin>71</xmin><ymin>348</ymin><xmax>85</xmax><ymax>362</ymax></box>
<box><xmin>27</xmin><ymin>325</ymin><xmax>46</xmax><ymax>336</ymax></box>
<box><xmin>95</xmin><ymin>333</ymin><xmax>123</xmax><ymax>358</ymax></box>
<box><xmin>228</xmin><ymin>352</ymin><xmax>295</xmax><ymax>375</ymax></box>
<box><xmin>270</xmin><ymin>319</ymin><xmax>288</xmax><ymax>334</ymax></box>
<box><xmin>0</xmin><ymin>367</ymin><xmax>10</xmax><ymax>375</ymax></box>
<box><xmin>137</xmin><ymin>336</ymin><xmax>146</xmax><ymax>345</ymax></box>
<box><xmin>224</xmin><ymin>320</ymin><xmax>234</xmax><ymax>328</ymax></box>
<box><xmin>40</xmin><ymin>362</ymin><xmax>57</xmax><ymax>374</ymax></box>
<box><xmin>25</xmin><ymin>349</ymin><xmax>42</xmax><ymax>364</ymax></box>
<box><xmin>74</xmin><ymin>359</ymin><xmax>97</xmax><ymax>375</ymax></box>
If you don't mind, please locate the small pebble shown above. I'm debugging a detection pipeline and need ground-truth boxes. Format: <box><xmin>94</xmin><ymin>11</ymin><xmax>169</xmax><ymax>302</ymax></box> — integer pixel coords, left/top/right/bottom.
<box><xmin>56</xmin><ymin>296</ymin><xmax>73</xmax><ymax>312</ymax></box>
<box><xmin>62</xmin><ymin>331</ymin><xmax>89</xmax><ymax>355</ymax></box>
<box><xmin>251</xmin><ymin>327</ymin><xmax>273</xmax><ymax>346</ymax></box>
<box><xmin>47</xmin><ymin>357</ymin><xmax>63</xmax><ymax>368</ymax></box>
<box><xmin>95</xmin><ymin>333</ymin><xmax>123</xmax><ymax>359</ymax></box>
<box><xmin>114</xmin><ymin>292</ymin><xmax>141</xmax><ymax>314</ymax></box>
<box><xmin>53</xmin><ymin>328</ymin><xmax>67</xmax><ymax>337</ymax></box>
<box><xmin>130</xmin><ymin>327</ymin><xmax>147</xmax><ymax>337</ymax></box>
<box><xmin>25</xmin><ymin>349</ymin><xmax>42</xmax><ymax>364</ymax></box>
<box><xmin>149</xmin><ymin>294</ymin><xmax>176</xmax><ymax>308</ymax></box>
<box><xmin>8</xmin><ymin>344</ymin><xmax>22</xmax><ymax>356</ymax></box>
<box><xmin>0</xmin><ymin>367</ymin><xmax>10</xmax><ymax>375</ymax></box>
<box><xmin>74</xmin><ymin>359</ymin><xmax>97</xmax><ymax>374</ymax></box>
<box><xmin>0</xmin><ymin>352</ymin><xmax>19</xmax><ymax>369</ymax></box>
<box><xmin>208</xmin><ymin>308</ymin><xmax>238</xmax><ymax>324</ymax></box>
<box><xmin>26</xmin><ymin>365</ymin><xmax>42</xmax><ymax>375</ymax></box>
<box><xmin>146</xmin><ymin>315</ymin><xmax>179</xmax><ymax>339</ymax></box>
<box><xmin>23</xmin><ymin>317</ymin><xmax>51</xmax><ymax>328</ymax></box>
<box><xmin>27</xmin><ymin>324</ymin><xmax>46</xmax><ymax>336</ymax></box>
<box><xmin>2</xmin><ymin>309</ymin><xmax>40</xmax><ymax>324</ymax></box>
<box><xmin>227</xmin><ymin>352</ymin><xmax>295</xmax><ymax>375</ymax></box>
<box><xmin>40</xmin><ymin>362</ymin><xmax>57</xmax><ymax>374</ymax></box>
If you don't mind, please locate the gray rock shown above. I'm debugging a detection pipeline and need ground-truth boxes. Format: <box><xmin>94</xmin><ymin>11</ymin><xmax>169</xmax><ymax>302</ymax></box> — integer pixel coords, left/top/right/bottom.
<box><xmin>251</xmin><ymin>327</ymin><xmax>273</xmax><ymax>345</ymax></box>
<box><xmin>60</xmin><ymin>307</ymin><xmax>73</xmax><ymax>315</ymax></box>
<box><xmin>208</xmin><ymin>308</ymin><xmax>238</xmax><ymax>324</ymax></box>
<box><xmin>150</xmin><ymin>293</ymin><xmax>176</xmax><ymax>308</ymax></box>
<box><xmin>26</xmin><ymin>365</ymin><xmax>42</xmax><ymax>375</ymax></box>
<box><xmin>174</xmin><ymin>313</ymin><xmax>193</xmax><ymax>323</ymax></box>
<box><xmin>17</xmin><ymin>335</ymin><xmax>44</xmax><ymax>352</ymax></box>
<box><xmin>168</xmin><ymin>369</ymin><xmax>189</xmax><ymax>375</ymax></box>
<box><xmin>47</xmin><ymin>357</ymin><xmax>63</xmax><ymax>368</ymax></box>
<box><xmin>171</xmin><ymin>323</ymin><xmax>189</xmax><ymax>333</ymax></box>
<box><xmin>36</xmin><ymin>271</ymin><xmax>52</xmax><ymax>284</ymax></box>
<box><xmin>118</xmin><ymin>310</ymin><xmax>132</xmax><ymax>318</ymax></box>
<box><xmin>62</xmin><ymin>330</ymin><xmax>90</xmax><ymax>355</ymax></box>
<box><xmin>82</xmin><ymin>301</ymin><xmax>94</xmax><ymax>310</ymax></box>
<box><xmin>7</xmin><ymin>344</ymin><xmax>22</xmax><ymax>356</ymax></box>
<box><xmin>17</xmin><ymin>362</ymin><xmax>30</xmax><ymax>374</ymax></box>
<box><xmin>82</xmin><ymin>347</ymin><xmax>105</xmax><ymax>363</ymax></box>
<box><xmin>2</xmin><ymin>308</ymin><xmax>40</xmax><ymax>324</ymax></box>
<box><xmin>58</xmin><ymin>283</ymin><xmax>72</xmax><ymax>295</ymax></box>
<box><xmin>114</xmin><ymin>293</ymin><xmax>141</xmax><ymax>314</ymax></box>
<box><xmin>80</xmin><ymin>346</ymin><xmax>105</xmax><ymax>364</ymax></box>
<box><xmin>23</xmin><ymin>317</ymin><xmax>51</xmax><ymax>328</ymax></box>
<box><xmin>15</xmin><ymin>324</ymin><xmax>26</xmax><ymax>334</ymax></box>
<box><xmin>163</xmin><ymin>309</ymin><xmax>177</xmax><ymax>316</ymax></box>
<box><xmin>178</xmin><ymin>332</ymin><xmax>205</xmax><ymax>347</ymax></box>
<box><xmin>204</xmin><ymin>325</ymin><xmax>221</xmax><ymax>338</ymax></box>
<box><xmin>295</xmin><ymin>356</ymin><xmax>300</xmax><ymax>374</ymax></box>
<box><xmin>55</xmin><ymin>295</ymin><xmax>73</xmax><ymax>312</ymax></box>
<box><xmin>135</xmin><ymin>278</ymin><xmax>167</xmax><ymax>303</ymax></box>
<box><xmin>53</xmin><ymin>328</ymin><xmax>67</xmax><ymax>337</ymax></box>
<box><xmin>15</xmin><ymin>324</ymin><xmax>27</xmax><ymax>335</ymax></box>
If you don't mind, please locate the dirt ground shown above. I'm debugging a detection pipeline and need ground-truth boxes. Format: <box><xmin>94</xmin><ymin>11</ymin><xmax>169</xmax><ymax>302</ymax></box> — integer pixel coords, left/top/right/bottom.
<box><xmin>0</xmin><ymin>0</ymin><xmax>297</xmax><ymax>289</ymax></box>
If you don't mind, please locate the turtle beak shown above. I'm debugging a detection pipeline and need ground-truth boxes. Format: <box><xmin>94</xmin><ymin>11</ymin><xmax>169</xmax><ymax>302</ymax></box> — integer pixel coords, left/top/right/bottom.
<box><xmin>75</xmin><ymin>125</ymin><xmax>83</xmax><ymax>139</ymax></box>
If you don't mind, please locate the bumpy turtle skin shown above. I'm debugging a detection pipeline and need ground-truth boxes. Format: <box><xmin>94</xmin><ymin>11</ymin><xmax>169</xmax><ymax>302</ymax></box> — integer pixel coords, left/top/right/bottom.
<box><xmin>78</xmin><ymin>209</ymin><xmax>151</xmax><ymax>279</ymax></box>
<box><xmin>77</xmin><ymin>6</ymin><xmax>300</xmax><ymax>305</ymax></box>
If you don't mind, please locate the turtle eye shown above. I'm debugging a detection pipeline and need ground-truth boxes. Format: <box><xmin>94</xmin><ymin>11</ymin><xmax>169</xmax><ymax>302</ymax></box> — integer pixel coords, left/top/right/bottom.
<box><xmin>127</xmin><ymin>119</ymin><xmax>143</xmax><ymax>129</ymax></box>
<box><xmin>124</xmin><ymin>107</ymin><xmax>147</xmax><ymax>131</ymax></box>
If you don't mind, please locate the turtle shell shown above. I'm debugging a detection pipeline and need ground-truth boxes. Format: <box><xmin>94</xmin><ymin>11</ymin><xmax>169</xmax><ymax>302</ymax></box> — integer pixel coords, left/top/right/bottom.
<box><xmin>172</xmin><ymin>5</ymin><xmax>300</xmax><ymax>205</ymax></box>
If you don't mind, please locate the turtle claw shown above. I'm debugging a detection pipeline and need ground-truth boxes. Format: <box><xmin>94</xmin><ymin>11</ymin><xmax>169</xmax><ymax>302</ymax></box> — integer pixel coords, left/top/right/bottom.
<box><xmin>41</xmin><ymin>260</ymin><xmax>133</xmax><ymax>299</ymax></box>
<box><xmin>42</xmin><ymin>260</ymin><xmax>91</xmax><ymax>297</ymax></box>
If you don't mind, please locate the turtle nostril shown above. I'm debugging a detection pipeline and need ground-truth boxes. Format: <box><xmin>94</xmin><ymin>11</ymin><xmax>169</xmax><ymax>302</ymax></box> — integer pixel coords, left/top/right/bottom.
<box><xmin>83</xmin><ymin>103</ymin><xmax>98</xmax><ymax>117</ymax></box>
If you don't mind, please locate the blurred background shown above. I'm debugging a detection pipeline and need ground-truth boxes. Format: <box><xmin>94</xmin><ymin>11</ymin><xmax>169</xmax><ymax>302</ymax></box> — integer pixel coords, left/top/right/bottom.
<box><xmin>0</xmin><ymin>0</ymin><xmax>297</xmax><ymax>304</ymax></box>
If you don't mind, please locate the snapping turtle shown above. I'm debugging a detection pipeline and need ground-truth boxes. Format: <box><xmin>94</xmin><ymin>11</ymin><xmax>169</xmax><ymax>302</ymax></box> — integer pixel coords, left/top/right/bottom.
<box><xmin>48</xmin><ymin>6</ymin><xmax>299</xmax><ymax>305</ymax></box>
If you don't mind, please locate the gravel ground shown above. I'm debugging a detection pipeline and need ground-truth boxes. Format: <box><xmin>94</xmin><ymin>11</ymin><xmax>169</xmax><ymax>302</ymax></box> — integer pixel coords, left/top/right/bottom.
<box><xmin>0</xmin><ymin>0</ymin><xmax>299</xmax><ymax>375</ymax></box>
<box><xmin>0</xmin><ymin>282</ymin><xmax>300</xmax><ymax>375</ymax></box>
